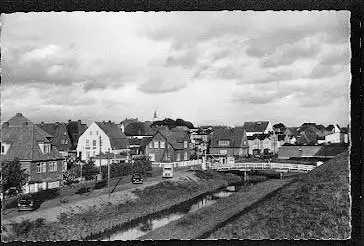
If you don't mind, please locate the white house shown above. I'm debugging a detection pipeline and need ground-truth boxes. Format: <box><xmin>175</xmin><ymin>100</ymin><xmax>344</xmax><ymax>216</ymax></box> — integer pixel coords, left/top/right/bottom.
<box><xmin>242</xmin><ymin>121</ymin><xmax>274</xmax><ymax>137</ymax></box>
<box><xmin>77</xmin><ymin>121</ymin><xmax>130</xmax><ymax>161</ymax></box>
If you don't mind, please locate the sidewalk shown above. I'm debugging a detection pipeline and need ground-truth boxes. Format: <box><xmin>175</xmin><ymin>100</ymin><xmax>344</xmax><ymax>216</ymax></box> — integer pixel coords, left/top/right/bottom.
<box><xmin>2</xmin><ymin>170</ymin><xmax>193</xmax><ymax>225</ymax></box>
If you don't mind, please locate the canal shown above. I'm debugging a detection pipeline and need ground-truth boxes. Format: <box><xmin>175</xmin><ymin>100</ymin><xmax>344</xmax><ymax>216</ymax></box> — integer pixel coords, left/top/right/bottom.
<box><xmin>89</xmin><ymin>184</ymin><xmax>242</xmax><ymax>240</ymax></box>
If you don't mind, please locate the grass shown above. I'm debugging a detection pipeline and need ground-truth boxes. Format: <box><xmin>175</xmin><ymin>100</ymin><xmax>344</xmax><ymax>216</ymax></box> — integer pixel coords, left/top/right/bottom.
<box><xmin>3</xmin><ymin>172</ymin><xmax>241</xmax><ymax>241</ymax></box>
<box><xmin>139</xmin><ymin>178</ymin><xmax>291</xmax><ymax>240</ymax></box>
<box><xmin>208</xmin><ymin>151</ymin><xmax>350</xmax><ymax>239</ymax></box>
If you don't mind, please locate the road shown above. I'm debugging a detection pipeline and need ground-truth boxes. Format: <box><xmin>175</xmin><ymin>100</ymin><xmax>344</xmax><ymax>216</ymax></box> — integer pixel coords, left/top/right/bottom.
<box><xmin>2</xmin><ymin>169</ymin><xmax>194</xmax><ymax>224</ymax></box>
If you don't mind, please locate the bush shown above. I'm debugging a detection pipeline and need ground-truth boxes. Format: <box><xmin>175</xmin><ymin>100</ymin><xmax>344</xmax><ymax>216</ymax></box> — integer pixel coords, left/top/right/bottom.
<box><xmin>33</xmin><ymin>188</ymin><xmax>61</xmax><ymax>203</ymax></box>
<box><xmin>75</xmin><ymin>187</ymin><xmax>92</xmax><ymax>195</ymax></box>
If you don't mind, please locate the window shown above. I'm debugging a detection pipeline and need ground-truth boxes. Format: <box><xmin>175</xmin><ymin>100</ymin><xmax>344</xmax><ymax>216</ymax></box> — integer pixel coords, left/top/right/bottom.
<box><xmin>90</xmin><ymin>131</ymin><xmax>92</xmax><ymax>135</ymax></box>
<box><xmin>184</xmin><ymin>152</ymin><xmax>188</xmax><ymax>160</ymax></box>
<box><xmin>154</xmin><ymin>141</ymin><xmax>159</xmax><ymax>149</ymax></box>
<box><xmin>93</xmin><ymin>140</ymin><xmax>97</xmax><ymax>146</ymax></box>
<box><xmin>44</xmin><ymin>144</ymin><xmax>51</xmax><ymax>154</ymax></box>
<box><xmin>49</xmin><ymin>162</ymin><xmax>58</xmax><ymax>172</ymax></box>
<box><xmin>86</xmin><ymin>151</ymin><xmax>90</xmax><ymax>158</ymax></box>
<box><xmin>184</xmin><ymin>141</ymin><xmax>188</xmax><ymax>148</ymax></box>
<box><xmin>218</xmin><ymin>140</ymin><xmax>230</xmax><ymax>146</ymax></box>
<box><xmin>160</xmin><ymin>141</ymin><xmax>165</xmax><ymax>149</ymax></box>
<box><xmin>63</xmin><ymin>132</ymin><xmax>67</xmax><ymax>136</ymax></box>
<box><xmin>37</xmin><ymin>162</ymin><xmax>47</xmax><ymax>173</ymax></box>
<box><xmin>149</xmin><ymin>153</ymin><xmax>155</xmax><ymax>161</ymax></box>
<box><xmin>220</xmin><ymin>149</ymin><xmax>228</xmax><ymax>155</ymax></box>
<box><xmin>149</xmin><ymin>142</ymin><xmax>153</xmax><ymax>148</ymax></box>
<box><xmin>93</xmin><ymin>151</ymin><xmax>96</xmax><ymax>156</ymax></box>
<box><xmin>100</xmin><ymin>139</ymin><xmax>103</xmax><ymax>146</ymax></box>
<box><xmin>62</xmin><ymin>160</ymin><xmax>67</xmax><ymax>172</ymax></box>
<box><xmin>96</xmin><ymin>131</ymin><xmax>99</xmax><ymax>135</ymax></box>
<box><xmin>1</xmin><ymin>145</ymin><xmax>4</xmax><ymax>153</ymax></box>
<box><xmin>86</xmin><ymin>139</ymin><xmax>89</xmax><ymax>147</ymax></box>
<box><xmin>176</xmin><ymin>153</ymin><xmax>181</xmax><ymax>161</ymax></box>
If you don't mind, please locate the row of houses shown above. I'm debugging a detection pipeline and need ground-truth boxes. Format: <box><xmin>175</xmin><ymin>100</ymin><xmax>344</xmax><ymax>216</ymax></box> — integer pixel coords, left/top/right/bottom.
<box><xmin>1</xmin><ymin>113</ymin><xmax>349</xmax><ymax>193</ymax></box>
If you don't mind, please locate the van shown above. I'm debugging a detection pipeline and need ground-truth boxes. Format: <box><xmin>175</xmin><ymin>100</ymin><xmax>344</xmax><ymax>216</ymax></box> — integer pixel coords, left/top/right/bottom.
<box><xmin>162</xmin><ymin>164</ymin><xmax>174</xmax><ymax>178</ymax></box>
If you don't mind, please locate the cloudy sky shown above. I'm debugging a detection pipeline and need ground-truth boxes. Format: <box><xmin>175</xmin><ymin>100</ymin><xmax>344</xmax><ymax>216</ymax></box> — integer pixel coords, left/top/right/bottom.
<box><xmin>1</xmin><ymin>11</ymin><xmax>350</xmax><ymax>127</ymax></box>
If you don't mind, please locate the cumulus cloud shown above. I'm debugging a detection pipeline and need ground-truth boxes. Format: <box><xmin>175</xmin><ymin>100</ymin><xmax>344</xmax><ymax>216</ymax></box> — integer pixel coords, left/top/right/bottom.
<box><xmin>164</xmin><ymin>48</ymin><xmax>200</xmax><ymax>68</ymax></box>
<box><xmin>261</xmin><ymin>42</ymin><xmax>321</xmax><ymax>68</ymax></box>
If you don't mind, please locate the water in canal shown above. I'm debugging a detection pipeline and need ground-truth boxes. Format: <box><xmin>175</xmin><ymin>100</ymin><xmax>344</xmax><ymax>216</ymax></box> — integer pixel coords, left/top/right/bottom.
<box><xmin>93</xmin><ymin>184</ymin><xmax>241</xmax><ymax>241</ymax></box>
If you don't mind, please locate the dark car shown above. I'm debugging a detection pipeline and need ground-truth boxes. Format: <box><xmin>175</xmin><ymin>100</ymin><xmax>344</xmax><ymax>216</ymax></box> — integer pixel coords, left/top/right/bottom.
<box><xmin>17</xmin><ymin>194</ymin><xmax>39</xmax><ymax>211</ymax></box>
<box><xmin>131</xmin><ymin>173</ymin><xmax>144</xmax><ymax>184</ymax></box>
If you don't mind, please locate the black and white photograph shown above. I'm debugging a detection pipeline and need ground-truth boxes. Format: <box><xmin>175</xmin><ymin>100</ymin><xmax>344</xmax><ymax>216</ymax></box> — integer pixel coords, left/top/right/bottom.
<box><xmin>1</xmin><ymin>10</ymin><xmax>352</xmax><ymax>241</ymax></box>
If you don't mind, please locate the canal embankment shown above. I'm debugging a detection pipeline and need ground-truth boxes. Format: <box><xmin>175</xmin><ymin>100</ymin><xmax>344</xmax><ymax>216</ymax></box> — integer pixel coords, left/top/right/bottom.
<box><xmin>208</xmin><ymin>151</ymin><xmax>350</xmax><ymax>239</ymax></box>
<box><xmin>2</xmin><ymin>170</ymin><xmax>241</xmax><ymax>241</ymax></box>
<box><xmin>139</xmin><ymin>178</ymin><xmax>294</xmax><ymax>240</ymax></box>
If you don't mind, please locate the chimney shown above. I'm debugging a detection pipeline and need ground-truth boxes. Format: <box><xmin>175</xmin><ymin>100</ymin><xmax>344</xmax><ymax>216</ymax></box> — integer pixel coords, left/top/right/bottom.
<box><xmin>68</xmin><ymin>119</ymin><xmax>71</xmax><ymax>123</ymax></box>
<box><xmin>78</xmin><ymin>120</ymin><xmax>81</xmax><ymax>124</ymax></box>
<box><xmin>108</xmin><ymin>120</ymin><xmax>112</xmax><ymax>124</ymax></box>
<box><xmin>16</xmin><ymin>113</ymin><xmax>22</xmax><ymax>117</ymax></box>
<box><xmin>41</xmin><ymin>121</ymin><xmax>44</xmax><ymax>125</ymax></box>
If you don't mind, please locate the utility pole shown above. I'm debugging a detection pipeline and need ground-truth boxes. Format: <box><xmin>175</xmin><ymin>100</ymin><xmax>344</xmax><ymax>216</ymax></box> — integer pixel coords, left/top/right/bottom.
<box><xmin>79</xmin><ymin>160</ymin><xmax>83</xmax><ymax>183</ymax></box>
<box><xmin>108</xmin><ymin>148</ymin><xmax>111</xmax><ymax>200</ymax></box>
<box><xmin>99</xmin><ymin>135</ymin><xmax>102</xmax><ymax>177</ymax></box>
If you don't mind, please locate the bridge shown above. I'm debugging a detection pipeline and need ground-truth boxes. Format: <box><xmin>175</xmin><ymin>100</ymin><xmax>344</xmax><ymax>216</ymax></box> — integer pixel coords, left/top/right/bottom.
<box><xmin>209</xmin><ymin>162</ymin><xmax>315</xmax><ymax>173</ymax></box>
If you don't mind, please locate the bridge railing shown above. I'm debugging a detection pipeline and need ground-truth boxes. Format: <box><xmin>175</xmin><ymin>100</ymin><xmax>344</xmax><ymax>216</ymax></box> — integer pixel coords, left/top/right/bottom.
<box><xmin>209</xmin><ymin>162</ymin><xmax>315</xmax><ymax>172</ymax></box>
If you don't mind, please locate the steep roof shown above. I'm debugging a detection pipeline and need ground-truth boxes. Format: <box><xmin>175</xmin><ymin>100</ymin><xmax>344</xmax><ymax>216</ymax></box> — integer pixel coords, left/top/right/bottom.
<box><xmin>157</xmin><ymin>130</ymin><xmax>189</xmax><ymax>149</ymax></box>
<box><xmin>285</xmin><ymin>127</ymin><xmax>299</xmax><ymax>137</ymax></box>
<box><xmin>124</xmin><ymin>122</ymin><xmax>156</xmax><ymax>136</ymax></box>
<box><xmin>1</xmin><ymin>114</ymin><xmax>63</xmax><ymax>161</ymax></box>
<box><xmin>242</xmin><ymin>121</ymin><xmax>270</xmax><ymax>133</ymax></box>
<box><xmin>210</xmin><ymin>127</ymin><xmax>247</xmax><ymax>148</ymax></box>
<box><xmin>247</xmin><ymin>133</ymin><xmax>271</xmax><ymax>141</ymax></box>
<box><xmin>139</xmin><ymin>137</ymin><xmax>153</xmax><ymax>149</ymax></box>
<box><xmin>67</xmin><ymin>120</ymin><xmax>88</xmax><ymax>150</ymax></box>
<box><xmin>95</xmin><ymin>121</ymin><xmax>129</xmax><ymax>149</ymax></box>
<box><xmin>37</xmin><ymin>122</ymin><xmax>72</xmax><ymax>151</ymax></box>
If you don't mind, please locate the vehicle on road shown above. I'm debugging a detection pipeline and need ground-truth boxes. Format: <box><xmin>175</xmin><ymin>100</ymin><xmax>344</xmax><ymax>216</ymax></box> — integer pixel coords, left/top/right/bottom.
<box><xmin>5</xmin><ymin>187</ymin><xmax>20</xmax><ymax>197</ymax></box>
<box><xmin>131</xmin><ymin>173</ymin><xmax>144</xmax><ymax>184</ymax></box>
<box><xmin>162</xmin><ymin>164</ymin><xmax>174</xmax><ymax>178</ymax></box>
<box><xmin>17</xmin><ymin>194</ymin><xmax>39</xmax><ymax>211</ymax></box>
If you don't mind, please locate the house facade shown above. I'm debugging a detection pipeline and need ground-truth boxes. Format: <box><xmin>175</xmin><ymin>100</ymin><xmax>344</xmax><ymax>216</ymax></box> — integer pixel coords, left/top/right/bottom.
<box><xmin>77</xmin><ymin>121</ymin><xmax>130</xmax><ymax>161</ymax></box>
<box><xmin>209</xmin><ymin>127</ymin><xmax>249</xmax><ymax>158</ymax></box>
<box><xmin>1</xmin><ymin>113</ymin><xmax>65</xmax><ymax>193</ymax></box>
<box><xmin>145</xmin><ymin>130</ymin><xmax>191</xmax><ymax>162</ymax></box>
<box><xmin>242</xmin><ymin>121</ymin><xmax>273</xmax><ymax>136</ymax></box>
<box><xmin>37</xmin><ymin>122</ymin><xmax>72</xmax><ymax>157</ymax></box>
<box><xmin>247</xmin><ymin>133</ymin><xmax>279</xmax><ymax>156</ymax></box>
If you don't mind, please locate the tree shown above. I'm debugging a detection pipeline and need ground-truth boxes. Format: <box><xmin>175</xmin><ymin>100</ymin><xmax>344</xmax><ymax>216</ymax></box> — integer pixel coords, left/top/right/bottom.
<box><xmin>132</xmin><ymin>156</ymin><xmax>152</xmax><ymax>176</ymax></box>
<box><xmin>63</xmin><ymin>165</ymin><xmax>81</xmax><ymax>185</ymax></box>
<box><xmin>2</xmin><ymin>158</ymin><xmax>28</xmax><ymax>191</ymax></box>
<box><xmin>82</xmin><ymin>160</ymin><xmax>98</xmax><ymax>181</ymax></box>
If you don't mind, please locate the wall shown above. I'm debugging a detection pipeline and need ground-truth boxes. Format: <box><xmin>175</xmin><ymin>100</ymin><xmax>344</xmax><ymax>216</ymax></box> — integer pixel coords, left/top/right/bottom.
<box><xmin>77</xmin><ymin>122</ymin><xmax>112</xmax><ymax>160</ymax></box>
<box><xmin>28</xmin><ymin>160</ymin><xmax>63</xmax><ymax>183</ymax></box>
<box><xmin>325</xmin><ymin>132</ymin><xmax>347</xmax><ymax>144</ymax></box>
<box><xmin>210</xmin><ymin>147</ymin><xmax>248</xmax><ymax>157</ymax></box>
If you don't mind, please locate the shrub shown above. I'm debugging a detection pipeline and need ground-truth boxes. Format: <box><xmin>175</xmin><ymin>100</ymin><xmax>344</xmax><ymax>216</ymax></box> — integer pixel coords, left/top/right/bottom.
<box><xmin>94</xmin><ymin>180</ymin><xmax>107</xmax><ymax>189</ymax></box>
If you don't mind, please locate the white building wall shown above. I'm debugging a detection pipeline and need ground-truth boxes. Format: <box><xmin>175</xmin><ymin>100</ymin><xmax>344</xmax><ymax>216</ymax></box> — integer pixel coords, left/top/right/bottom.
<box><xmin>325</xmin><ymin>132</ymin><xmax>342</xmax><ymax>143</ymax></box>
<box><xmin>77</xmin><ymin>122</ymin><xmax>112</xmax><ymax>161</ymax></box>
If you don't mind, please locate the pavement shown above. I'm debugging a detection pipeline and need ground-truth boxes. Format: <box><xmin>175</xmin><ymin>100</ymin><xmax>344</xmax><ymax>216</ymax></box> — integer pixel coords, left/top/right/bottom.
<box><xmin>2</xmin><ymin>169</ymin><xmax>194</xmax><ymax>225</ymax></box>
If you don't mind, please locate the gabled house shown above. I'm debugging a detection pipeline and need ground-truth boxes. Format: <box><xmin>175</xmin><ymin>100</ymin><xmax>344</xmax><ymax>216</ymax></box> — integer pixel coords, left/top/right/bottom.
<box><xmin>1</xmin><ymin>113</ymin><xmax>65</xmax><ymax>193</ymax></box>
<box><xmin>119</xmin><ymin>118</ymin><xmax>139</xmax><ymax>133</ymax></box>
<box><xmin>284</xmin><ymin>127</ymin><xmax>299</xmax><ymax>144</ymax></box>
<box><xmin>324</xmin><ymin>124</ymin><xmax>349</xmax><ymax>144</ymax></box>
<box><xmin>247</xmin><ymin>133</ymin><xmax>278</xmax><ymax>156</ymax></box>
<box><xmin>124</xmin><ymin>121</ymin><xmax>156</xmax><ymax>155</ymax></box>
<box><xmin>209</xmin><ymin>127</ymin><xmax>249</xmax><ymax>158</ymax></box>
<box><xmin>77</xmin><ymin>121</ymin><xmax>130</xmax><ymax>161</ymax></box>
<box><xmin>242</xmin><ymin>121</ymin><xmax>273</xmax><ymax>136</ymax></box>
<box><xmin>37</xmin><ymin>122</ymin><xmax>72</xmax><ymax>157</ymax></box>
<box><xmin>66</xmin><ymin>120</ymin><xmax>88</xmax><ymax>155</ymax></box>
<box><xmin>145</xmin><ymin>129</ymin><xmax>191</xmax><ymax>162</ymax></box>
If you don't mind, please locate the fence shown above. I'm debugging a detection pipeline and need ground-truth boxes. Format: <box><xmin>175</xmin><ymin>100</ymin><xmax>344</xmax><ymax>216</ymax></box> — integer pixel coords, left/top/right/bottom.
<box><xmin>153</xmin><ymin>159</ymin><xmax>202</xmax><ymax>168</ymax></box>
<box><xmin>210</xmin><ymin>162</ymin><xmax>315</xmax><ymax>172</ymax></box>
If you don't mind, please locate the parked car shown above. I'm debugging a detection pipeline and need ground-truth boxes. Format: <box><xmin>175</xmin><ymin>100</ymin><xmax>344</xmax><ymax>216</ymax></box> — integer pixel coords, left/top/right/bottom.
<box><xmin>17</xmin><ymin>194</ymin><xmax>39</xmax><ymax>211</ymax></box>
<box><xmin>5</xmin><ymin>187</ymin><xmax>20</xmax><ymax>197</ymax></box>
<box><xmin>131</xmin><ymin>173</ymin><xmax>144</xmax><ymax>184</ymax></box>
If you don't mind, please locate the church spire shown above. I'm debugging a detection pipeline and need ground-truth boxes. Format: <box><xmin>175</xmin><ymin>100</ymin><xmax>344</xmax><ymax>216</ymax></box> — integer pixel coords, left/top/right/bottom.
<box><xmin>153</xmin><ymin>109</ymin><xmax>158</xmax><ymax>121</ymax></box>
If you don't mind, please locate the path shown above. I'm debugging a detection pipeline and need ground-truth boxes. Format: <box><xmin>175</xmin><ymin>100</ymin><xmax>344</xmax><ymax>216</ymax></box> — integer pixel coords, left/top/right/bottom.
<box><xmin>2</xmin><ymin>170</ymin><xmax>194</xmax><ymax>225</ymax></box>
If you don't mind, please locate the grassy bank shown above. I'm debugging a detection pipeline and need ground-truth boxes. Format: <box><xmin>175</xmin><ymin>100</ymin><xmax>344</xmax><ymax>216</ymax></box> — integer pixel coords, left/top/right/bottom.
<box><xmin>209</xmin><ymin>151</ymin><xmax>350</xmax><ymax>239</ymax></box>
<box><xmin>3</xmin><ymin>171</ymin><xmax>240</xmax><ymax>241</ymax></box>
<box><xmin>139</xmin><ymin>178</ymin><xmax>292</xmax><ymax>240</ymax></box>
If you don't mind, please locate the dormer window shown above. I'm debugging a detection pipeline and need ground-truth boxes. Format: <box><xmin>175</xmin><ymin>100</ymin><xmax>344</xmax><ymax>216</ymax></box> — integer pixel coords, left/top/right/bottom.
<box><xmin>218</xmin><ymin>140</ymin><xmax>230</xmax><ymax>147</ymax></box>
<box><xmin>44</xmin><ymin>144</ymin><xmax>51</xmax><ymax>154</ymax></box>
<box><xmin>184</xmin><ymin>141</ymin><xmax>188</xmax><ymax>148</ymax></box>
